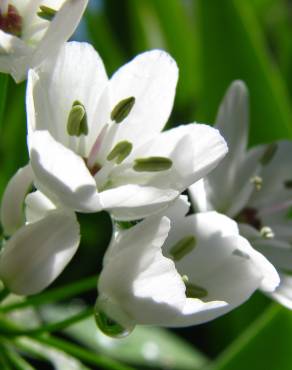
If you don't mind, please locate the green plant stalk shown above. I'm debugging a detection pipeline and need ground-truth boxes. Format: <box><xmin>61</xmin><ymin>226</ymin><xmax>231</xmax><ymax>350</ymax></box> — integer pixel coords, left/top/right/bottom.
<box><xmin>32</xmin><ymin>334</ymin><xmax>135</xmax><ymax>370</ymax></box>
<box><xmin>0</xmin><ymin>275</ymin><xmax>98</xmax><ymax>313</ymax></box>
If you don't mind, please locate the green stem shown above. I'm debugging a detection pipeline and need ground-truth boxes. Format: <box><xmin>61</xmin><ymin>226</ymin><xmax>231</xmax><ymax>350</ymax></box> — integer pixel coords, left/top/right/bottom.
<box><xmin>1</xmin><ymin>344</ymin><xmax>35</xmax><ymax>370</ymax></box>
<box><xmin>32</xmin><ymin>334</ymin><xmax>135</xmax><ymax>370</ymax></box>
<box><xmin>0</xmin><ymin>275</ymin><xmax>98</xmax><ymax>313</ymax></box>
<box><xmin>0</xmin><ymin>74</ymin><xmax>8</xmax><ymax>133</ymax></box>
<box><xmin>1</xmin><ymin>307</ymin><xmax>93</xmax><ymax>336</ymax></box>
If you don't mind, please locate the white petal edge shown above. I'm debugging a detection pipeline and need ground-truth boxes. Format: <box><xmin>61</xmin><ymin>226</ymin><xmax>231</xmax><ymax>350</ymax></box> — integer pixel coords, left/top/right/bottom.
<box><xmin>1</xmin><ymin>164</ymin><xmax>33</xmax><ymax>236</ymax></box>
<box><xmin>0</xmin><ymin>209</ymin><xmax>80</xmax><ymax>295</ymax></box>
<box><xmin>29</xmin><ymin>130</ymin><xmax>102</xmax><ymax>212</ymax></box>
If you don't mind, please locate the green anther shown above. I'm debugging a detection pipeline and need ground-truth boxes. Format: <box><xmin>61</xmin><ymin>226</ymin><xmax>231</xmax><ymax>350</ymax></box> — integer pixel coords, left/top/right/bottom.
<box><xmin>107</xmin><ymin>141</ymin><xmax>133</xmax><ymax>164</ymax></box>
<box><xmin>37</xmin><ymin>5</ymin><xmax>57</xmax><ymax>21</ymax></box>
<box><xmin>111</xmin><ymin>97</ymin><xmax>135</xmax><ymax>123</ymax></box>
<box><xmin>67</xmin><ymin>101</ymin><xmax>88</xmax><ymax>137</ymax></box>
<box><xmin>133</xmin><ymin>157</ymin><xmax>172</xmax><ymax>172</ymax></box>
<box><xmin>169</xmin><ymin>235</ymin><xmax>196</xmax><ymax>261</ymax></box>
<box><xmin>185</xmin><ymin>282</ymin><xmax>208</xmax><ymax>299</ymax></box>
<box><xmin>260</xmin><ymin>143</ymin><xmax>278</xmax><ymax>165</ymax></box>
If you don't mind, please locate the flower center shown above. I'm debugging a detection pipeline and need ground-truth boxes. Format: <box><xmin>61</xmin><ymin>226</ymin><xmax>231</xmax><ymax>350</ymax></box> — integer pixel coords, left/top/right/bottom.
<box><xmin>0</xmin><ymin>4</ymin><xmax>22</xmax><ymax>37</ymax></box>
<box><xmin>236</xmin><ymin>207</ymin><xmax>262</xmax><ymax>230</ymax></box>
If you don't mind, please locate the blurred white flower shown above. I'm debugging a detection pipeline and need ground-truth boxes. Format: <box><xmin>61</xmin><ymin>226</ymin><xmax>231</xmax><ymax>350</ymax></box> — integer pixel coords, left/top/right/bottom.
<box><xmin>0</xmin><ymin>165</ymin><xmax>80</xmax><ymax>295</ymax></box>
<box><xmin>189</xmin><ymin>80</ymin><xmax>292</xmax><ymax>309</ymax></box>
<box><xmin>0</xmin><ymin>0</ymin><xmax>88</xmax><ymax>82</ymax></box>
<box><xmin>95</xmin><ymin>197</ymin><xmax>278</xmax><ymax>336</ymax></box>
<box><xmin>26</xmin><ymin>42</ymin><xmax>227</xmax><ymax>220</ymax></box>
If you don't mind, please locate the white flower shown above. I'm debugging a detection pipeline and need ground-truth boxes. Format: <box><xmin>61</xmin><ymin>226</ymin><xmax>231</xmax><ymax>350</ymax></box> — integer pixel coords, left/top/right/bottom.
<box><xmin>26</xmin><ymin>41</ymin><xmax>227</xmax><ymax>220</ymax></box>
<box><xmin>0</xmin><ymin>165</ymin><xmax>80</xmax><ymax>295</ymax></box>
<box><xmin>189</xmin><ymin>80</ymin><xmax>292</xmax><ymax>308</ymax></box>
<box><xmin>95</xmin><ymin>197</ymin><xmax>278</xmax><ymax>336</ymax></box>
<box><xmin>0</xmin><ymin>0</ymin><xmax>88</xmax><ymax>82</ymax></box>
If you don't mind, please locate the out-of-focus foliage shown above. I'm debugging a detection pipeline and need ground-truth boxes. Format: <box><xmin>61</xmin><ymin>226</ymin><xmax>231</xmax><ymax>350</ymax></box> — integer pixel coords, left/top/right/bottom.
<box><xmin>1</xmin><ymin>0</ymin><xmax>292</xmax><ymax>368</ymax></box>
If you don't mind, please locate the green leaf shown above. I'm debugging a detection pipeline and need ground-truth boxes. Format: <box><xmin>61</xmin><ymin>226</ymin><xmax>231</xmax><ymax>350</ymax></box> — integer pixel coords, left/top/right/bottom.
<box><xmin>41</xmin><ymin>304</ymin><xmax>208</xmax><ymax>370</ymax></box>
<box><xmin>0</xmin><ymin>73</ymin><xmax>8</xmax><ymax>131</ymax></box>
<box><xmin>209</xmin><ymin>304</ymin><xmax>292</xmax><ymax>370</ymax></box>
<box><xmin>196</xmin><ymin>0</ymin><xmax>292</xmax><ymax>144</ymax></box>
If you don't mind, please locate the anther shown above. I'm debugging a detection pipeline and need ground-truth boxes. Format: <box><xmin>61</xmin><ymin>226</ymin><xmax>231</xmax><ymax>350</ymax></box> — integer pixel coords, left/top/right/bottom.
<box><xmin>169</xmin><ymin>235</ymin><xmax>196</xmax><ymax>261</ymax></box>
<box><xmin>250</xmin><ymin>176</ymin><xmax>263</xmax><ymax>191</ymax></box>
<box><xmin>111</xmin><ymin>97</ymin><xmax>135</xmax><ymax>123</ymax></box>
<box><xmin>133</xmin><ymin>157</ymin><xmax>172</xmax><ymax>172</ymax></box>
<box><xmin>185</xmin><ymin>281</ymin><xmax>208</xmax><ymax>299</ymax></box>
<box><xmin>107</xmin><ymin>141</ymin><xmax>133</xmax><ymax>164</ymax></box>
<box><xmin>260</xmin><ymin>226</ymin><xmax>274</xmax><ymax>239</ymax></box>
<box><xmin>260</xmin><ymin>143</ymin><xmax>278</xmax><ymax>166</ymax></box>
<box><xmin>37</xmin><ymin>5</ymin><xmax>57</xmax><ymax>21</ymax></box>
<box><xmin>67</xmin><ymin>101</ymin><xmax>88</xmax><ymax>137</ymax></box>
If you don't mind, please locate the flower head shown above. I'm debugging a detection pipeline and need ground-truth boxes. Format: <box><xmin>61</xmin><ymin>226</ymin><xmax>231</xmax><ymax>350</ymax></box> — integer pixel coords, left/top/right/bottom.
<box><xmin>0</xmin><ymin>165</ymin><xmax>80</xmax><ymax>295</ymax></box>
<box><xmin>189</xmin><ymin>80</ymin><xmax>292</xmax><ymax>309</ymax></box>
<box><xmin>95</xmin><ymin>197</ymin><xmax>278</xmax><ymax>335</ymax></box>
<box><xmin>0</xmin><ymin>0</ymin><xmax>88</xmax><ymax>82</ymax></box>
<box><xmin>27</xmin><ymin>42</ymin><xmax>227</xmax><ymax>220</ymax></box>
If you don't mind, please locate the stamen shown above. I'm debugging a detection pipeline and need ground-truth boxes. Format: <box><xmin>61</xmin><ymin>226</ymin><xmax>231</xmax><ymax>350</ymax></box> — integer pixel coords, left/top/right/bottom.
<box><xmin>250</xmin><ymin>176</ymin><xmax>263</xmax><ymax>191</ymax></box>
<box><xmin>67</xmin><ymin>101</ymin><xmax>88</xmax><ymax>137</ymax></box>
<box><xmin>133</xmin><ymin>157</ymin><xmax>172</xmax><ymax>172</ymax></box>
<box><xmin>37</xmin><ymin>5</ymin><xmax>57</xmax><ymax>21</ymax></box>
<box><xmin>107</xmin><ymin>141</ymin><xmax>133</xmax><ymax>164</ymax></box>
<box><xmin>169</xmin><ymin>235</ymin><xmax>196</xmax><ymax>261</ymax></box>
<box><xmin>185</xmin><ymin>281</ymin><xmax>208</xmax><ymax>299</ymax></box>
<box><xmin>111</xmin><ymin>97</ymin><xmax>135</xmax><ymax>123</ymax></box>
<box><xmin>260</xmin><ymin>226</ymin><xmax>274</xmax><ymax>239</ymax></box>
<box><xmin>260</xmin><ymin>143</ymin><xmax>278</xmax><ymax>165</ymax></box>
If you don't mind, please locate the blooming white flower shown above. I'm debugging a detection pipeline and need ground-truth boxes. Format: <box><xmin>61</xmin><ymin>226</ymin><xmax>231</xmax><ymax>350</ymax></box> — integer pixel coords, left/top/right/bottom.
<box><xmin>189</xmin><ymin>80</ymin><xmax>292</xmax><ymax>308</ymax></box>
<box><xmin>0</xmin><ymin>0</ymin><xmax>88</xmax><ymax>82</ymax></box>
<box><xmin>26</xmin><ymin>41</ymin><xmax>227</xmax><ymax>220</ymax></box>
<box><xmin>0</xmin><ymin>165</ymin><xmax>80</xmax><ymax>295</ymax></box>
<box><xmin>95</xmin><ymin>197</ymin><xmax>279</xmax><ymax>336</ymax></box>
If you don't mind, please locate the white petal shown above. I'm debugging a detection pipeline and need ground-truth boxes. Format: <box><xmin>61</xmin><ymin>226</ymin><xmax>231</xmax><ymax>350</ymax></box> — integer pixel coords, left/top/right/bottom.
<box><xmin>188</xmin><ymin>179</ymin><xmax>213</xmax><ymax>212</ymax></box>
<box><xmin>269</xmin><ymin>273</ymin><xmax>292</xmax><ymax>310</ymax></box>
<box><xmin>0</xmin><ymin>30</ymin><xmax>31</xmax><ymax>82</ymax></box>
<box><xmin>215</xmin><ymin>80</ymin><xmax>249</xmax><ymax>163</ymax></box>
<box><xmin>164</xmin><ymin>212</ymin><xmax>279</xmax><ymax>326</ymax></box>
<box><xmin>0</xmin><ymin>209</ymin><xmax>80</xmax><ymax>295</ymax></box>
<box><xmin>27</xmin><ymin>42</ymin><xmax>108</xmax><ymax>152</ymax></box>
<box><xmin>25</xmin><ymin>190</ymin><xmax>56</xmax><ymax>223</ymax></box>
<box><xmin>98</xmin><ymin>216</ymin><xmax>188</xmax><ymax>326</ymax></box>
<box><xmin>31</xmin><ymin>0</ymin><xmax>88</xmax><ymax>71</ymax></box>
<box><xmin>29</xmin><ymin>131</ymin><xmax>102</xmax><ymax>212</ymax></box>
<box><xmin>108</xmin><ymin>50</ymin><xmax>178</xmax><ymax>148</ymax></box>
<box><xmin>128</xmin><ymin>123</ymin><xmax>228</xmax><ymax>192</ymax></box>
<box><xmin>1</xmin><ymin>165</ymin><xmax>33</xmax><ymax>236</ymax></box>
<box><xmin>100</xmin><ymin>184</ymin><xmax>179</xmax><ymax>220</ymax></box>
<box><xmin>249</xmin><ymin>141</ymin><xmax>292</xmax><ymax>216</ymax></box>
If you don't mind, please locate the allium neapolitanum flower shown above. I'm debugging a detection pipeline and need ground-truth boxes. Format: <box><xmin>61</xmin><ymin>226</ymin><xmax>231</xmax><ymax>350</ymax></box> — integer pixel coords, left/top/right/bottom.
<box><xmin>190</xmin><ymin>80</ymin><xmax>292</xmax><ymax>308</ymax></box>
<box><xmin>27</xmin><ymin>42</ymin><xmax>227</xmax><ymax>220</ymax></box>
<box><xmin>0</xmin><ymin>0</ymin><xmax>88</xmax><ymax>82</ymax></box>
<box><xmin>0</xmin><ymin>165</ymin><xmax>80</xmax><ymax>295</ymax></box>
<box><xmin>95</xmin><ymin>197</ymin><xmax>279</xmax><ymax>337</ymax></box>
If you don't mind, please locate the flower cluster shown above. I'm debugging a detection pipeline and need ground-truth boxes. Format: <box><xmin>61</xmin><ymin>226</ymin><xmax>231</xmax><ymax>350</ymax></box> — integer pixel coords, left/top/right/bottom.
<box><xmin>0</xmin><ymin>1</ymin><xmax>289</xmax><ymax>338</ymax></box>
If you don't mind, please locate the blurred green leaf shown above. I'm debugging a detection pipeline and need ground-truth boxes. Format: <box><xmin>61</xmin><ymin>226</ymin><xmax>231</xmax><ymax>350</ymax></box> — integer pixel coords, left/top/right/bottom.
<box><xmin>127</xmin><ymin>0</ymin><xmax>199</xmax><ymax>121</ymax></box>
<box><xmin>196</xmin><ymin>0</ymin><xmax>292</xmax><ymax>144</ymax></box>
<box><xmin>209</xmin><ymin>304</ymin><xmax>292</xmax><ymax>370</ymax></box>
<box><xmin>41</xmin><ymin>304</ymin><xmax>208</xmax><ymax>370</ymax></box>
<box><xmin>0</xmin><ymin>74</ymin><xmax>8</xmax><ymax>130</ymax></box>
